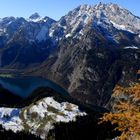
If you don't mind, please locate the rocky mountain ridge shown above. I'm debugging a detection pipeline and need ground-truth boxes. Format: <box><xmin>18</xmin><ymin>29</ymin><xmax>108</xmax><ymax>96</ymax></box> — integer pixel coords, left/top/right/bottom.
<box><xmin>0</xmin><ymin>13</ymin><xmax>56</xmax><ymax>68</ymax></box>
<box><xmin>0</xmin><ymin>3</ymin><xmax>140</xmax><ymax>68</ymax></box>
<box><xmin>49</xmin><ymin>3</ymin><xmax>140</xmax><ymax>41</ymax></box>
<box><xmin>0</xmin><ymin>3</ymin><xmax>140</xmax><ymax>107</ymax></box>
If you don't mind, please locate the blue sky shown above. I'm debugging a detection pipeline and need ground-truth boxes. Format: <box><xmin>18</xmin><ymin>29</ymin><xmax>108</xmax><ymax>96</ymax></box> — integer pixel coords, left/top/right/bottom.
<box><xmin>0</xmin><ymin>0</ymin><xmax>139</xmax><ymax>20</ymax></box>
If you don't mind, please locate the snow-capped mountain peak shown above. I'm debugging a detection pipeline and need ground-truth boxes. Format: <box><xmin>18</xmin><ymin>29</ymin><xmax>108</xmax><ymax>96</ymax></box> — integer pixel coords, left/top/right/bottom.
<box><xmin>49</xmin><ymin>3</ymin><xmax>140</xmax><ymax>42</ymax></box>
<box><xmin>28</xmin><ymin>12</ymin><xmax>44</xmax><ymax>22</ymax></box>
<box><xmin>29</xmin><ymin>12</ymin><xmax>41</xmax><ymax>19</ymax></box>
<box><xmin>28</xmin><ymin>13</ymin><xmax>56</xmax><ymax>24</ymax></box>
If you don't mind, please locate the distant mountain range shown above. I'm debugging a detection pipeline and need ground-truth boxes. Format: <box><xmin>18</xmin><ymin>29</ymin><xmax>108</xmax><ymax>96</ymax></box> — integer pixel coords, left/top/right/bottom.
<box><xmin>0</xmin><ymin>2</ymin><xmax>140</xmax><ymax>107</ymax></box>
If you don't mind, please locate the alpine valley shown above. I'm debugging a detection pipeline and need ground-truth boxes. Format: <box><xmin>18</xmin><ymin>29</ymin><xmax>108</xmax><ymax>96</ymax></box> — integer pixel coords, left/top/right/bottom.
<box><xmin>0</xmin><ymin>2</ymin><xmax>140</xmax><ymax>140</ymax></box>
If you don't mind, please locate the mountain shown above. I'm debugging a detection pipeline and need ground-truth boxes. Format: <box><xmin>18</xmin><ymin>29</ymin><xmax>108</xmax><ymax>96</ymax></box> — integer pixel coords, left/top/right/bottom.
<box><xmin>28</xmin><ymin>13</ymin><xmax>42</xmax><ymax>22</ymax></box>
<box><xmin>0</xmin><ymin>14</ymin><xmax>56</xmax><ymax>68</ymax></box>
<box><xmin>49</xmin><ymin>3</ymin><xmax>140</xmax><ymax>44</ymax></box>
<box><xmin>0</xmin><ymin>3</ymin><xmax>140</xmax><ymax>107</ymax></box>
<box><xmin>1</xmin><ymin>3</ymin><xmax>140</xmax><ymax>69</ymax></box>
<box><xmin>27</xmin><ymin>3</ymin><xmax>140</xmax><ymax>107</ymax></box>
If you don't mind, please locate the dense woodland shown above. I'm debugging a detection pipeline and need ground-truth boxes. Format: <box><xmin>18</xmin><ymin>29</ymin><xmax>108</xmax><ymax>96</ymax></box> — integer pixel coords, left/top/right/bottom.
<box><xmin>0</xmin><ymin>125</ymin><xmax>41</xmax><ymax>140</ymax></box>
<box><xmin>0</xmin><ymin>85</ymin><xmax>22</xmax><ymax>107</ymax></box>
<box><xmin>53</xmin><ymin>114</ymin><xmax>119</xmax><ymax>140</ymax></box>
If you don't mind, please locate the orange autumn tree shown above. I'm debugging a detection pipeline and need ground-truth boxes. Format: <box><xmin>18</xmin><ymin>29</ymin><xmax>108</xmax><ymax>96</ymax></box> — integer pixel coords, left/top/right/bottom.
<box><xmin>100</xmin><ymin>83</ymin><xmax>140</xmax><ymax>140</ymax></box>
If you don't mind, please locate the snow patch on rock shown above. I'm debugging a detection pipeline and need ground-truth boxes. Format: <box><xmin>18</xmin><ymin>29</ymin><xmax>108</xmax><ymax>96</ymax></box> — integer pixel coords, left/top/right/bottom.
<box><xmin>110</xmin><ymin>20</ymin><xmax>134</xmax><ymax>33</ymax></box>
<box><xmin>0</xmin><ymin>108</ymin><xmax>23</xmax><ymax>132</ymax></box>
<box><xmin>0</xmin><ymin>97</ymin><xmax>86</xmax><ymax>139</ymax></box>
<box><xmin>124</xmin><ymin>46</ymin><xmax>139</xmax><ymax>49</ymax></box>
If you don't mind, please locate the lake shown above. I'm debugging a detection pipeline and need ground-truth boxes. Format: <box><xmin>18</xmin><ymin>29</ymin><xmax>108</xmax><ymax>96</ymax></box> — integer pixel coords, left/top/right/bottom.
<box><xmin>0</xmin><ymin>76</ymin><xmax>69</xmax><ymax>98</ymax></box>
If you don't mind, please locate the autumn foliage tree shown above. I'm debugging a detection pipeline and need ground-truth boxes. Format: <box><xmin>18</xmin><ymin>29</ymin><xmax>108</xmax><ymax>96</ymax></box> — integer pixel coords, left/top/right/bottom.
<box><xmin>100</xmin><ymin>83</ymin><xmax>140</xmax><ymax>140</ymax></box>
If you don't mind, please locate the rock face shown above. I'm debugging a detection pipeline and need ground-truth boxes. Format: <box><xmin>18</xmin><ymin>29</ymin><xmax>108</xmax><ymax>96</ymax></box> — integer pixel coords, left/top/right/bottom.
<box><xmin>29</xmin><ymin>3</ymin><xmax>140</xmax><ymax>106</ymax></box>
<box><xmin>31</xmin><ymin>31</ymin><xmax>140</xmax><ymax>106</ymax></box>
